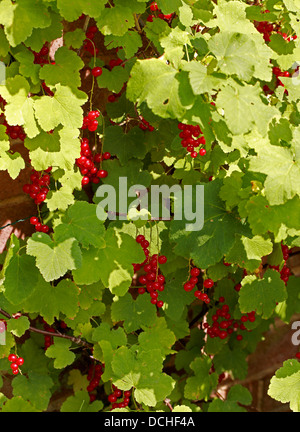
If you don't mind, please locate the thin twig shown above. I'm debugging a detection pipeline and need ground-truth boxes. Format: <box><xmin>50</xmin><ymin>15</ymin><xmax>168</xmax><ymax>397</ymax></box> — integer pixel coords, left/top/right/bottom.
<box><xmin>0</xmin><ymin>308</ymin><xmax>92</xmax><ymax>348</ymax></box>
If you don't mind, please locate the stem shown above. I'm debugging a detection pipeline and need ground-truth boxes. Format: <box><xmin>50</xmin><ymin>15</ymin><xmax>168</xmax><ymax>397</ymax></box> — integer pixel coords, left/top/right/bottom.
<box><xmin>0</xmin><ymin>308</ymin><xmax>92</xmax><ymax>348</ymax></box>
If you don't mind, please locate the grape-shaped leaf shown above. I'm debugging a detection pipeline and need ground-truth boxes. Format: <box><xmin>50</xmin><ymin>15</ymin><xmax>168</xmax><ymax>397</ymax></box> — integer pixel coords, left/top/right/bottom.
<box><xmin>138</xmin><ymin>317</ymin><xmax>176</xmax><ymax>357</ymax></box>
<box><xmin>60</xmin><ymin>391</ymin><xmax>103</xmax><ymax>412</ymax></box>
<box><xmin>45</xmin><ymin>338</ymin><xmax>76</xmax><ymax>369</ymax></box>
<box><xmin>7</xmin><ymin>316</ymin><xmax>30</xmax><ymax>338</ymax></box>
<box><xmin>54</xmin><ymin>201</ymin><xmax>106</xmax><ymax>248</ymax></box>
<box><xmin>3</xmin><ymin>254</ymin><xmax>40</xmax><ymax>305</ymax></box>
<box><xmin>92</xmin><ymin>323</ymin><xmax>127</xmax><ymax>349</ymax></box>
<box><xmin>0</xmin><ymin>397</ymin><xmax>40</xmax><ymax>412</ymax></box>
<box><xmin>34</xmin><ymin>85</ymin><xmax>87</xmax><ymax>132</ymax></box>
<box><xmin>26</xmin><ymin>233</ymin><xmax>82</xmax><ymax>282</ymax></box>
<box><xmin>184</xmin><ymin>356</ymin><xmax>218</xmax><ymax>401</ymax></box>
<box><xmin>39</xmin><ymin>47</ymin><xmax>84</xmax><ymax>91</ymax></box>
<box><xmin>239</xmin><ymin>269</ymin><xmax>287</xmax><ymax>319</ymax></box>
<box><xmin>23</xmin><ymin>278</ymin><xmax>79</xmax><ymax>325</ymax></box>
<box><xmin>57</xmin><ymin>0</ymin><xmax>106</xmax><ymax>21</ymax></box>
<box><xmin>111</xmin><ymin>293</ymin><xmax>157</xmax><ymax>332</ymax></box>
<box><xmin>268</xmin><ymin>360</ymin><xmax>300</xmax><ymax>412</ymax></box>
<box><xmin>0</xmin><ymin>75</ymin><xmax>39</xmax><ymax>138</ymax></box>
<box><xmin>12</xmin><ymin>372</ymin><xmax>53</xmax><ymax>411</ymax></box>
<box><xmin>104</xmin><ymin>32</ymin><xmax>143</xmax><ymax>59</ymax></box>
<box><xmin>96</xmin><ymin>5</ymin><xmax>135</xmax><ymax>36</ymax></box>
<box><xmin>127</xmin><ymin>59</ymin><xmax>187</xmax><ymax>119</ymax></box>
<box><xmin>249</xmin><ymin>143</ymin><xmax>300</xmax><ymax>206</ymax></box>
<box><xmin>0</xmin><ymin>0</ymin><xmax>51</xmax><ymax>47</ymax></box>
<box><xmin>208</xmin><ymin>385</ymin><xmax>252</xmax><ymax>412</ymax></box>
<box><xmin>216</xmin><ymin>79</ymin><xmax>278</xmax><ymax>135</ymax></box>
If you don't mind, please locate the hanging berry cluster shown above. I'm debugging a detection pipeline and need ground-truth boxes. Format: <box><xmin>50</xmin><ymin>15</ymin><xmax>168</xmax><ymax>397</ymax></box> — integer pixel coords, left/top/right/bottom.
<box><xmin>203</xmin><ymin>297</ymin><xmax>256</xmax><ymax>342</ymax></box>
<box><xmin>138</xmin><ymin>116</ymin><xmax>155</xmax><ymax>132</ymax></box>
<box><xmin>269</xmin><ymin>244</ymin><xmax>292</xmax><ymax>285</ymax></box>
<box><xmin>87</xmin><ymin>362</ymin><xmax>104</xmax><ymax>402</ymax></box>
<box><xmin>184</xmin><ymin>267</ymin><xmax>213</xmax><ymax>305</ymax></box>
<box><xmin>133</xmin><ymin>234</ymin><xmax>166</xmax><ymax>309</ymax></box>
<box><xmin>83</xmin><ymin>24</ymin><xmax>100</xmax><ymax>56</ymax></box>
<box><xmin>8</xmin><ymin>353</ymin><xmax>24</xmax><ymax>375</ymax></box>
<box><xmin>147</xmin><ymin>2</ymin><xmax>174</xmax><ymax>22</ymax></box>
<box><xmin>76</xmin><ymin>136</ymin><xmax>110</xmax><ymax>186</ymax></box>
<box><xmin>178</xmin><ymin>123</ymin><xmax>207</xmax><ymax>158</ymax></box>
<box><xmin>22</xmin><ymin>167</ymin><xmax>52</xmax><ymax>233</ymax></box>
<box><xmin>254</xmin><ymin>10</ymin><xmax>298</xmax><ymax>43</ymax></box>
<box><xmin>43</xmin><ymin>321</ymin><xmax>55</xmax><ymax>350</ymax></box>
<box><xmin>108</xmin><ymin>386</ymin><xmax>132</xmax><ymax>410</ymax></box>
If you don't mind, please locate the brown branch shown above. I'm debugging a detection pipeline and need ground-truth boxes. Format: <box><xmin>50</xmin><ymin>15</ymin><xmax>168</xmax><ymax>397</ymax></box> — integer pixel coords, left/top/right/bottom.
<box><xmin>0</xmin><ymin>308</ymin><xmax>92</xmax><ymax>348</ymax></box>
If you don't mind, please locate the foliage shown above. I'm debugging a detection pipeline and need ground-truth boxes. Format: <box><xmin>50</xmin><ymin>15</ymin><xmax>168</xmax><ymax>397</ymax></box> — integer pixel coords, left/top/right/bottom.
<box><xmin>0</xmin><ymin>0</ymin><xmax>299</xmax><ymax>413</ymax></box>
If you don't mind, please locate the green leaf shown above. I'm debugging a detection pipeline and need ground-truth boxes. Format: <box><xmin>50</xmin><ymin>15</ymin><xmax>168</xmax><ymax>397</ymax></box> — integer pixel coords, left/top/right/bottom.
<box><xmin>0</xmin><ymin>0</ymin><xmax>51</xmax><ymax>47</ymax></box>
<box><xmin>103</xmin><ymin>126</ymin><xmax>147</xmax><ymax>165</ymax></box>
<box><xmin>268</xmin><ymin>360</ymin><xmax>300</xmax><ymax>412</ymax></box>
<box><xmin>249</xmin><ymin>143</ymin><xmax>300</xmax><ymax>206</ymax></box>
<box><xmin>54</xmin><ymin>201</ymin><xmax>106</xmax><ymax>249</ymax></box>
<box><xmin>0</xmin><ymin>151</ymin><xmax>25</xmax><ymax>180</ymax></box>
<box><xmin>3</xmin><ymin>254</ymin><xmax>39</xmax><ymax>305</ymax></box>
<box><xmin>170</xmin><ymin>180</ymin><xmax>247</xmax><ymax>269</ymax></box>
<box><xmin>24</xmin><ymin>11</ymin><xmax>62</xmax><ymax>52</ymax></box>
<box><xmin>23</xmin><ymin>278</ymin><xmax>79</xmax><ymax>325</ymax></box>
<box><xmin>184</xmin><ymin>356</ymin><xmax>218</xmax><ymax>401</ymax></box>
<box><xmin>26</xmin><ymin>233</ymin><xmax>82</xmax><ymax>282</ymax></box>
<box><xmin>96</xmin><ymin>5</ymin><xmax>135</xmax><ymax>36</ymax></box>
<box><xmin>127</xmin><ymin>59</ymin><xmax>187</xmax><ymax>119</ymax></box>
<box><xmin>12</xmin><ymin>371</ymin><xmax>53</xmax><ymax>411</ymax></box>
<box><xmin>64</xmin><ymin>29</ymin><xmax>86</xmax><ymax>49</ymax></box>
<box><xmin>111</xmin><ymin>293</ymin><xmax>157</xmax><ymax>333</ymax></box>
<box><xmin>208</xmin><ymin>384</ymin><xmax>252</xmax><ymax>412</ymax></box>
<box><xmin>74</xmin><ymin>229</ymin><xmax>144</xmax><ymax>296</ymax></box>
<box><xmin>45</xmin><ymin>338</ymin><xmax>76</xmax><ymax>369</ymax></box>
<box><xmin>276</xmin><ymin>277</ymin><xmax>300</xmax><ymax>323</ymax></box>
<box><xmin>92</xmin><ymin>323</ymin><xmax>127</xmax><ymax>349</ymax></box>
<box><xmin>138</xmin><ymin>317</ymin><xmax>176</xmax><ymax>357</ymax></box>
<box><xmin>239</xmin><ymin>269</ymin><xmax>287</xmax><ymax>319</ymax></box>
<box><xmin>7</xmin><ymin>316</ymin><xmax>30</xmax><ymax>338</ymax></box>
<box><xmin>60</xmin><ymin>391</ymin><xmax>103</xmax><ymax>412</ymax></box>
<box><xmin>34</xmin><ymin>85</ymin><xmax>87</xmax><ymax>132</ymax></box>
<box><xmin>57</xmin><ymin>0</ymin><xmax>106</xmax><ymax>21</ymax></box>
<box><xmin>104</xmin><ymin>32</ymin><xmax>143</xmax><ymax>59</ymax></box>
<box><xmin>0</xmin><ymin>75</ymin><xmax>39</xmax><ymax>138</ymax></box>
<box><xmin>0</xmin><ymin>396</ymin><xmax>40</xmax><ymax>412</ymax></box>
<box><xmin>156</xmin><ymin>0</ymin><xmax>182</xmax><ymax>14</ymax></box>
<box><xmin>216</xmin><ymin>80</ymin><xmax>278</xmax><ymax>136</ymax></box>
<box><xmin>39</xmin><ymin>47</ymin><xmax>84</xmax><ymax>91</ymax></box>
<box><xmin>97</xmin><ymin>65</ymin><xmax>130</xmax><ymax>94</ymax></box>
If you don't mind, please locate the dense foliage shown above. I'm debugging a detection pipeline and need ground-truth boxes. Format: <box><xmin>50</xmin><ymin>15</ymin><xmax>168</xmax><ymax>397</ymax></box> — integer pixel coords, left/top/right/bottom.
<box><xmin>0</xmin><ymin>0</ymin><xmax>299</xmax><ymax>413</ymax></box>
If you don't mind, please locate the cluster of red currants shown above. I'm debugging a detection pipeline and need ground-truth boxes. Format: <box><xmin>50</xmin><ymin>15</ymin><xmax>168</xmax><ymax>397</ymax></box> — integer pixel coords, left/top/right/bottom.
<box><xmin>83</xmin><ymin>25</ymin><xmax>100</xmax><ymax>56</ymax></box>
<box><xmin>33</xmin><ymin>43</ymin><xmax>50</xmax><ymax>65</ymax></box>
<box><xmin>178</xmin><ymin>123</ymin><xmax>207</xmax><ymax>158</ymax></box>
<box><xmin>269</xmin><ymin>244</ymin><xmax>292</xmax><ymax>285</ymax></box>
<box><xmin>43</xmin><ymin>321</ymin><xmax>55</xmax><ymax>350</ymax></box>
<box><xmin>133</xmin><ymin>235</ymin><xmax>166</xmax><ymax>309</ymax></box>
<box><xmin>76</xmin><ymin>136</ymin><xmax>110</xmax><ymax>186</ymax></box>
<box><xmin>8</xmin><ymin>353</ymin><xmax>24</xmax><ymax>375</ymax></box>
<box><xmin>1</xmin><ymin>118</ymin><xmax>27</xmax><ymax>141</ymax></box>
<box><xmin>203</xmin><ymin>297</ymin><xmax>256</xmax><ymax>341</ymax></box>
<box><xmin>108</xmin><ymin>386</ymin><xmax>132</xmax><ymax>410</ymax></box>
<box><xmin>255</xmin><ymin>10</ymin><xmax>297</xmax><ymax>43</ymax></box>
<box><xmin>23</xmin><ymin>167</ymin><xmax>52</xmax><ymax>233</ymax></box>
<box><xmin>87</xmin><ymin>362</ymin><xmax>104</xmax><ymax>402</ymax></box>
<box><xmin>147</xmin><ymin>2</ymin><xmax>174</xmax><ymax>22</ymax></box>
<box><xmin>82</xmin><ymin>109</ymin><xmax>101</xmax><ymax>132</ymax></box>
<box><xmin>138</xmin><ymin>116</ymin><xmax>155</xmax><ymax>132</ymax></box>
<box><xmin>184</xmin><ymin>268</ymin><xmax>213</xmax><ymax>305</ymax></box>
